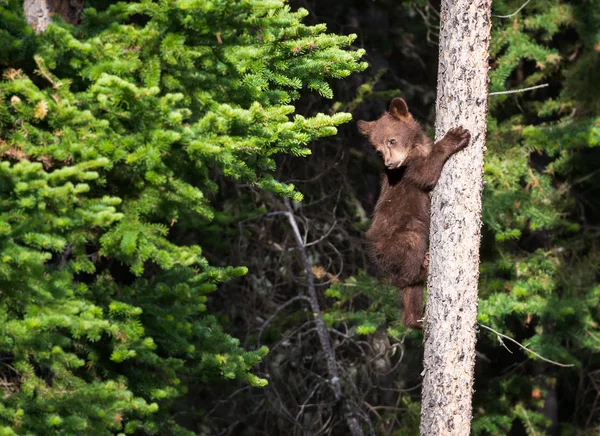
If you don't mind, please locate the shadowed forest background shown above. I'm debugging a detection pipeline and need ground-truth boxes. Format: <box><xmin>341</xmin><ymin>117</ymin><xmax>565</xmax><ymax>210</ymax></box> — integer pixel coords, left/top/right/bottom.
<box><xmin>0</xmin><ymin>0</ymin><xmax>599</xmax><ymax>435</ymax></box>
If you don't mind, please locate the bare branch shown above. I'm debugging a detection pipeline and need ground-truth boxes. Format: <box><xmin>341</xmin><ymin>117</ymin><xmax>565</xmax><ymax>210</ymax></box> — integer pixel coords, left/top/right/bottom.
<box><xmin>295</xmin><ymin>382</ymin><xmax>324</xmax><ymax>423</ymax></box>
<box><xmin>257</xmin><ymin>296</ymin><xmax>312</xmax><ymax>345</ymax></box>
<box><xmin>479</xmin><ymin>323</ymin><xmax>574</xmax><ymax>368</ymax></box>
<box><xmin>282</xmin><ymin>197</ymin><xmax>365</xmax><ymax>436</ymax></box>
<box><xmin>326</xmin><ymin>328</ymin><xmax>369</xmax><ymax>356</ymax></box>
<box><xmin>305</xmin><ymin>220</ymin><xmax>338</xmax><ymax>247</ymax></box>
<box><xmin>205</xmin><ymin>386</ymin><xmax>251</xmax><ymax>419</ymax></box>
<box><xmin>489</xmin><ymin>83</ymin><xmax>548</xmax><ymax>96</ymax></box>
<box><xmin>283</xmin><ymin>198</ymin><xmax>341</xmax><ymax>401</ymax></box>
<box><xmin>492</xmin><ymin>0</ymin><xmax>533</xmax><ymax>19</ymax></box>
<box><xmin>378</xmin><ymin>343</ymin><xmax>406</xmax><ymax>376</ymax></box>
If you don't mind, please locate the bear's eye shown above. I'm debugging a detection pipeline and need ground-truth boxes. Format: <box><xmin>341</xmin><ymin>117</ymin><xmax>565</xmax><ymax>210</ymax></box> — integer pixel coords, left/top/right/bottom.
<box><xmin>388</xmin><ymin>139</ymin><xmax>397</xmax><ymax>146</ymax></box>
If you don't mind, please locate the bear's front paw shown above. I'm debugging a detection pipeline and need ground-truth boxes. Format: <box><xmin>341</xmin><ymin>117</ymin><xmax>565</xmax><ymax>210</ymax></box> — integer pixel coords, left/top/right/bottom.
<box><xmin>443</xmin><ymin>126</ymin><xmax>471</xmax><ymax>153</ymax></box>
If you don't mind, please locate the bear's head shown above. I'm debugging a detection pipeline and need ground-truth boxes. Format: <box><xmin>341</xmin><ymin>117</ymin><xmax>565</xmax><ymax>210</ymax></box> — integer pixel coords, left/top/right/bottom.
<box><xmin>357</xmin><ymin>98</ymin><xmax>425</xmax><ymax>170</ymax></box>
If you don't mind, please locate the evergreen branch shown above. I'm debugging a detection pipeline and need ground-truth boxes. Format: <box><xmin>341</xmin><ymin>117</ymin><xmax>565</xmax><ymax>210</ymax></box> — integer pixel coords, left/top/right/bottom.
<box><xmin>282</xmin><ymin>198</ymin><xmax>365</xmax><ymax>436</ymax></box>
<box><xmin>492</xmin><ymin>0</ymin><xmax>533</xmax><ymax>19</ymax></box>
<box><xmin>489</xmin><ymin>83</ymin><xmax>549</xmax><ymax>95</ymax></box>
<box><xmin>479</xmin><ymin>323</ymin><xmax>574</xmax><ymax>368</ymax></box>
<box><xmin>517</xmin><ymin>404</ymin><xmax>540</xmax><ymax>436</ymax></box>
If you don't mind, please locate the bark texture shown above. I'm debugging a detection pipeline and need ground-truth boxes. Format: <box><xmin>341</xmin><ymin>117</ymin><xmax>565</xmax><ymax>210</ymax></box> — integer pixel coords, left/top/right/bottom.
<box><xmin>24</xmin><ymin>0</ymin><xmax>83</xmax><ymax>33</ymax></box>
<box><xmin>420</xmin><ymin>1</ymin><xmax>491</xmax><ymax>435</ymax></box>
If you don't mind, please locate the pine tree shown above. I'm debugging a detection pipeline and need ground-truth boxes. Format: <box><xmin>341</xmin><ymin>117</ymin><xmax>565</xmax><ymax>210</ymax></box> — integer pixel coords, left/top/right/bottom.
<box><xmin>0</xmin><ymin>0</ymin><xmax>366</xmax><ymax>433</ymax></box>
<box><xmin>420</xmin><ymin>0</ymin><xmax>491</xmax><ymax>433</ymax></box>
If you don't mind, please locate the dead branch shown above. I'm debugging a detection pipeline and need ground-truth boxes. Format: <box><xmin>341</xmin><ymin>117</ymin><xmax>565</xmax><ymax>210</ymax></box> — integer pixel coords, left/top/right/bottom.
<box><xmin>283</xmin><ymin>197</ymin><xmax>365</xmax><ymax>436</ymax></box>
<box><xmin>257</xmin><ymin>295</ymin><xmax>312</xmax><ymax>345</ymax></box>
<box><xmin>479</xmin><ymin>323</ymin><xmax>575</xmax><ymax>368</ymax></box>
<box><xmin>489</xmin><ymin>83</ymin><xmax>549</xmax><ymax>96</ymax></box>
<box><xmin>492</xmin><ymin>0</ymin><xmax>532</xmax><ymax>18</ymax></box>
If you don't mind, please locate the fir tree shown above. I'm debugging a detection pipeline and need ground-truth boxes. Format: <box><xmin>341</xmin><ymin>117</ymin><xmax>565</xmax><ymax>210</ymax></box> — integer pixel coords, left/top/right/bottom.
<box><xmin>0</xmin><ymin>0</ymin><xmax>366</xmax><ymax>434</ymax></box>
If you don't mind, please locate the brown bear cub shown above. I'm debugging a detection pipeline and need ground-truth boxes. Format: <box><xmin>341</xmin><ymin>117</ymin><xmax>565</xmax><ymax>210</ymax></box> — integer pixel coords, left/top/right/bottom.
<box><xmin>358</xmin><ymin>98</ymin><xmax>471</xmax><ymax>329</ymax></box>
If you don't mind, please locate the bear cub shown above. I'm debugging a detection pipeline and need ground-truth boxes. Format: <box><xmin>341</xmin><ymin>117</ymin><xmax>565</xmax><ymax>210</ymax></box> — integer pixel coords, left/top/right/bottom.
<box><xmin>358</xmin><ymin>98</ymin><xmax>471</xmax><ymax>328</ymax></box>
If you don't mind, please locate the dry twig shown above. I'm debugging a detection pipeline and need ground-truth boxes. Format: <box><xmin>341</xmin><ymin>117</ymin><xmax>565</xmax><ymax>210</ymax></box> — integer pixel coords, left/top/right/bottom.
<box><xmin>489</xmin><ymin>83</ymin><xmax>549</xmax><ymax>96</ymax></box>
<box><xmin>479</xmin><ymin>323</ymin><xmax>574</xmax><ymax>368</ymax></box>
<box><xmin>492</xmin><ymin>0</ymin><xmax>533</xmax><ymax>18</ymax></box>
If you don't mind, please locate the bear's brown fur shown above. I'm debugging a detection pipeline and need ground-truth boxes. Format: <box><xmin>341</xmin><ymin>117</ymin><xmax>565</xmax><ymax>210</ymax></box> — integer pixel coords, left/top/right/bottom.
<box><xmin>358</xmin><ymin>98</ymin><xmax>471</xmax><ymax>328</ymax></box>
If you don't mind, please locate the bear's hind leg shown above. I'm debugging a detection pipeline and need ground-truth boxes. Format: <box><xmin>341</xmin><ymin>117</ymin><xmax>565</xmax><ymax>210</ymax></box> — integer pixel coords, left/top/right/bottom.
<box><xmin>401</xmin><ymin>285</ymin><xmax>424</xmax><ymax>329</ymax></box>
<box><xmin>379</xmin><ymin>231</ymin><xmax>427</xmax><ymax>329</ymax></box>
<box><xmin>385</xmin><ymin>231</ymin><xmax>427</xmax><ymax>286</ymax></box>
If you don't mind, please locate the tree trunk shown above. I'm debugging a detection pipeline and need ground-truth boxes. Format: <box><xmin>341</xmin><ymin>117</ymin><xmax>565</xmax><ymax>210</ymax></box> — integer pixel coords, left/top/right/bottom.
<box><xmin>24</xmin><ymin>0</ymin><xmax>83</xmax><ymax>33</ymax></box>
<box><xmin>420</xmin><ymin>1</ymin><xmax>491</xmax><ymax>435</ymax></box>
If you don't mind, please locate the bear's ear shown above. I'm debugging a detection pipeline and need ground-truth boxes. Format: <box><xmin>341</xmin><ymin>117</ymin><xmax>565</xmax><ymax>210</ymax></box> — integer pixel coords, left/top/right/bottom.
<box><xmin>357</xmin><ymin>120</ymin><xmax>374</xmax><ymax>136</ymax></box>
<box><xmin>389</xmin><ymin>98</ymin><xmax>411</xmax><ymax>120</ymax></box>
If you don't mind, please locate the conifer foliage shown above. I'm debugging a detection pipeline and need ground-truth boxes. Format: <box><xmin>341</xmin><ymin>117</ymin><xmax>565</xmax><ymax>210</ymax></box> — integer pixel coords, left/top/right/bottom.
<box><xmin>0</xmin><ymin>0</ymin><xmax>366</xmax><ymax>433</ymax></box>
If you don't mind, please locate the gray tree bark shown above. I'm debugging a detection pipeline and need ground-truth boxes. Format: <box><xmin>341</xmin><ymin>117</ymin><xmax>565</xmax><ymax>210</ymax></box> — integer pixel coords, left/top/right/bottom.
<box><xmin>420</xmin><ymin>1</ymin><xmax>492</xmax><ymax>435</ymax></box>
<box><xmin>24</xmin><ymin>0</ymin><xmax>83</xmax><ymax>33</ymax></box>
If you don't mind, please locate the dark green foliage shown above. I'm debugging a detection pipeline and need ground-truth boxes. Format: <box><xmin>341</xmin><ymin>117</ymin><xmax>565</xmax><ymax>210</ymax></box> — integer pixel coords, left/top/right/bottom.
<box><xmin>0</xmin><ymin>0</ymin><xmax>365</xmax><ymax>434</ymax></box>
